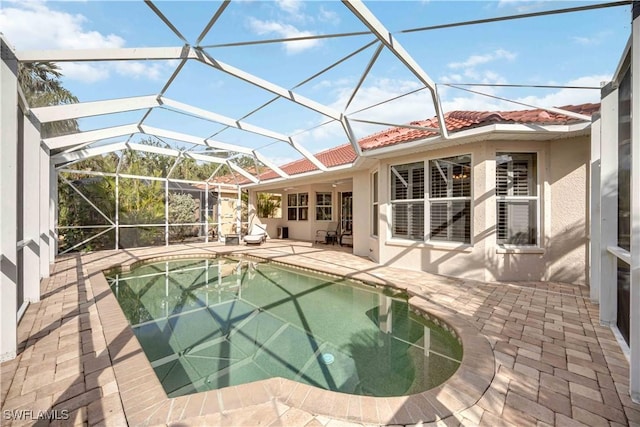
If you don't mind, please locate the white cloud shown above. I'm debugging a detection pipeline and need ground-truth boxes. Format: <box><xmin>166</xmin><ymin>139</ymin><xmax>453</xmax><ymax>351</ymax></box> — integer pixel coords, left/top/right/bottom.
<box><xmin>293</xmin><ymin>77</ymin><xmax>435</xmax><ymax>148</ymax></box>
<box><xmin>0</xmin><ymin>2</ymin><xmax>124</xmax><ymax>51</ymax></box>
<box><xmin>275</xmin><ymin>0</ymin><xmax>302</xmax><ymax>15</ymax></box>
<box><xmin>448</xmin><ymin>49</ymin><xmax>516</xmax><ymax>69</ymax></box>
<box><xmin>514</xmin><ymin>74</ymin><xmax>608</xmax><ymax>108</ymax></box>
<box><xmin>246</xmin><ymin>17</ymin><xmax>320</xmax><ymax>54</ymax></box>
<box><xmin>114</xmin><ymin>61</ymin><xmax>168</xmax><ymax>81</ymax></box>
<box><xmin>61</xmin><ymin>62</ymin><xmax>110</xmax><ymax>83</ymax></box>
<box><xmin>0</xmin><ymin>2</ymin><xmax>172</xmax><ymax>82</ymax></box>
<box><xmin>318</xmin><ymin>6</ymin><xmax>339</xmax><ymax>24</ymax></box>
<box><xmin>441</xmin><ymin>74</ymin><xmax>607</xmax><ymax>113</ymax></box>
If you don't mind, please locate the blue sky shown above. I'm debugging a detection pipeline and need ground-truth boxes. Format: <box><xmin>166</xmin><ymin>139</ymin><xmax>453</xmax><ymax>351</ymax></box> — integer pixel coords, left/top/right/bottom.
<box><xmin>1</xmin><ymin>0</ymin><xmax>632</xmax><ymax>165</ymax></box>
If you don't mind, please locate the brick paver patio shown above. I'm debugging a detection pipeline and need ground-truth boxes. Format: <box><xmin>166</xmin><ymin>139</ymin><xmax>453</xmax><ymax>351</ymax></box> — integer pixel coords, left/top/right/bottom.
<box><xmin>1</xmin><ymin>240</ymin><xmax>639</xmax><ymax>426</ymax></box>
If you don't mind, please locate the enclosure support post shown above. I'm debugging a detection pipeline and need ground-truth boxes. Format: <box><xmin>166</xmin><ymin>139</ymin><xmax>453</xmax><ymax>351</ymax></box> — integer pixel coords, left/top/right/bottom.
<box><xmin>217</xmin><ymin>185</ymin><xmax>222</xmax><ymax>242</ymax></box>
<box><xmin>50</xmin><ymin>165</ymin><xmax>58</xmax><ymax>260</ymax></box>
<box><xmin>599</xmin><ymin>82</ymin><xmax>618</xmax><ymax>325</ymax></box>
<box><xmin>165</xmin><ymin>179</ymin><xmax>169</xmax><ymax>246</ymax></box>
<box><xmin>22</xmin><ymin>110</ymin><xmax>42</xmax><ymax>303</ymax></box>
<box><xmin>115</xmin><ymin>175</ymin><xmax>119</xmax><ymax>250</ymax></box>
<box><xmin>205</xmin><ymin>182</ymin><xmax>209</xmax><ymax>243</ymax></box>
<box><xmin>629</xmin><ymin>2</ymin><xmax>640</xmax><ymax>403</ymax></box>
<box><xmin>115</xmin><ymin>156</ymin><xmax>122</xmax><ymax>250</ymax></box>
<box><xmin>236</xmin><ymin>187</ymin><xmax>242</xmax><ymax>236</ymax></box>
<box><xmin>590</xmin><ymin>113</ymin><xmax>601</xmax><ymax>302</ymax></box>
<box><xmin>39</xmin><ymin>143</ymin><xmax>50</xmax><ymax>278</ymax></box>
<box><xmin>0</xmin><ymin>36</ymin><xmax>19</xmax><ymax>361</ymax></box>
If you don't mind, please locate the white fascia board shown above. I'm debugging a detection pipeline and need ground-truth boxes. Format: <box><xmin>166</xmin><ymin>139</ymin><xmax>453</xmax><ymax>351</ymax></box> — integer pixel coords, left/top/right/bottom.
<box><xmin>32</xmin><ymin>96</ymin><xmax>159</xmax><ymax>123</ymax></box>
<box><xmin>288</xmin><ymin>138</ymin><xmax>328</xmax><ymax>171</ymax></box>
<box><xmin>196</xmin><ymin>52</ymin><xmax>342</xmax><ymax>121</ymax></box>
<box><xmin>253</xmin><ymin>152</ymin><xmax>289</xmax><ymax>178</ymax></box>
<box><xmin>228</xmin><ymin>162</ymin><xmax>258</xmax><ymax>183</ymax></box>
<box><xmin>491</xmin><ymin>123</ymin><xmax>591</xmax><ymax>133</ymax></box>
<box><xmin>342</xmin><ymin>0</ymin><xmax>448</xmax><ymax>139</ymax></box>
<box><xmin>43</xmin><ymin>123</ymin><xmax>140</xmax><ymax>150</ymax></box>
<box><xmin>52</xmin><ymin>141</ymin><xmax>127</xmax><ymax>164</ymax></box>
<box><xmin>160</xmin><ymin>97</ymin><xmax>289</xmax><ymax>142</ymax></box>
<box><xmin>140</xmin><ymin>125</ymin><xmax>252</xmax><ymax>155</ymax></box>
<box><xmin>17</xmin><ymin>46</ymin><xmax>189</xmax><ymax>62</ymax></box>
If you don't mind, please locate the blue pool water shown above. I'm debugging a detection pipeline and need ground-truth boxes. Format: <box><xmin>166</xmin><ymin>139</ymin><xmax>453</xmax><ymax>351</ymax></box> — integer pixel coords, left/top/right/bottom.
<box><xmin>107</xmin><ymin>258</ymin><xmax>462</xmax><ymax>398</ymax></box>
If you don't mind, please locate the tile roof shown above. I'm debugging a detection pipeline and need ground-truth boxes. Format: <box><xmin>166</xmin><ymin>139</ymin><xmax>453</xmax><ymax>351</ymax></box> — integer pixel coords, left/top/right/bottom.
<box><xmin>236</xmin><ymin>103</ymin><xmax>600</xmax><ymax>184</ymax></box>
<box><xmin>358</xmin><ymin>103</ymin><xmax>600</xmax><ymax>151</ymax></box>
<box><xmin>258</xmin><ymin>143</ymin><xmax>357</xmax><ymax>181</ymax></box>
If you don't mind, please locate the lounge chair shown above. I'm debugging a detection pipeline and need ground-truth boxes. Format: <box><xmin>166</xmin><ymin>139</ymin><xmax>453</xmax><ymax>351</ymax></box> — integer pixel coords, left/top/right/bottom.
<box><xmin>244</xmin><ymin>224</ymin><xmax>267</xmax><ymax>245</ymax></box>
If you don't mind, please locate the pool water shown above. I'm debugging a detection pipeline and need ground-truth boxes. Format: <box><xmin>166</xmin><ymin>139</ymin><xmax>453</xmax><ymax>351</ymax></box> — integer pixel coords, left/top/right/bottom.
<box><xmin>107</xmin><ymin>258</ymin><xmax>462</xmax><ymax>398</ymax></box>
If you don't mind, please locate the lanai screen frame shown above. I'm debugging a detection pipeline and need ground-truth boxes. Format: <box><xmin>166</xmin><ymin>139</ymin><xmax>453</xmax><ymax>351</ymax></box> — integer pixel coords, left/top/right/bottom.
<box><xmin>0</xmin><ymin>0</ymin><xmax>634</xmax><ymax>365</ymax></box>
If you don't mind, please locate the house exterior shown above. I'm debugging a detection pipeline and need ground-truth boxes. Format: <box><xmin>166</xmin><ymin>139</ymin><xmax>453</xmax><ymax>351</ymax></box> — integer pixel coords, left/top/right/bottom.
<box><xmin>247</xmin><ymin>103</ymin><xmax>599</xmax><ymax>285</ymax></box>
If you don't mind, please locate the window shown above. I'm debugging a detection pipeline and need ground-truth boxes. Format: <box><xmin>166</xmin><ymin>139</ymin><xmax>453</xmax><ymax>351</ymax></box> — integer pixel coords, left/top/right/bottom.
<box><xmin>390</xmin><ymin>162</ymin><xmax>424</xmax><ymax>240</ymax></box>
<box><xmin>315</xmin><ymin>192</ymin><xmax>332</xmax><ymax>221</ymax></box>
<box><xmin>287</xmin><ymin>193</ymin><xmax>308</xmax><ymax>221</ymax></box>
<box><xmin>496</xmin><ymin>153</ymin><xmax>538</xmax><ymax>245</ymax></box>
<box><xmin>256</xmin><ymin>192</ymin><xmax>282</xmax><ymax>218</ymax></box>
<box><xmin>372</xmin><ymin>171</ymin><xmax>379</xmax><ymax>237</ymax></box>
<box><xmin>429</xmin><ymin>155</ymin><xmax>471</xmax><ymax>243</ymax></box>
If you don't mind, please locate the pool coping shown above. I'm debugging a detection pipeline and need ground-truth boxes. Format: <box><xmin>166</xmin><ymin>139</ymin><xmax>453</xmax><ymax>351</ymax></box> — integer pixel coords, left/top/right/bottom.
<box><xmin>90</xmin><ymin>252</ymin><xmax>495</xmax><ymax>426</ymax></box>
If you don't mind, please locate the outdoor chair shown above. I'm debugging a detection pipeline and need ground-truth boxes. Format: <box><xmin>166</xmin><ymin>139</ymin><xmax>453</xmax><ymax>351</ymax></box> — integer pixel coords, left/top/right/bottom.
<box><xmin>315</xmin><ymin>222</ymin><xmax>339</xmax><ymax>245</ymax></box>
<box><xmin>243</xmin><ymin>224</ymin><xmax>267</xmax><ymax>245</ymax></box>
<box><xmin>340</xmin><ymin>229</ymin><xmax>353</xmax><ymax>247</ymax></box>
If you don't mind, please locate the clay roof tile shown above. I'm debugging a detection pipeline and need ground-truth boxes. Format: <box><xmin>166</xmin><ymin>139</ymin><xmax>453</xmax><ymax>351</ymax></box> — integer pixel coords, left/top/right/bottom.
<box><xmin>225</xmin><ymin>103</ymin><xmax>600</xmax><ymax>184</ymax></box>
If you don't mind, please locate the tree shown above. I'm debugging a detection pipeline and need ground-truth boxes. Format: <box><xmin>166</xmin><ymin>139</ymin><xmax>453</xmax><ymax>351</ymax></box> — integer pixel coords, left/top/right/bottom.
<box><xmin>168</xmin><ymin>193</ymin><xmax>198</xmax><ymax>241</ymax></box>
<box><xmin>18</xmin><ymin>62</ymin><xmax>79</xmax><ymax>138</ymax></box>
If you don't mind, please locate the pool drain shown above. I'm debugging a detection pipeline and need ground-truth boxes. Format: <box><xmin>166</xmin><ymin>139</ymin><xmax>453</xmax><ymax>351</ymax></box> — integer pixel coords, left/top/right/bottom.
<box><xmin>321</xmin><ymin>353</ymin><xmax>335</xmax><ymax>365</ymax></box>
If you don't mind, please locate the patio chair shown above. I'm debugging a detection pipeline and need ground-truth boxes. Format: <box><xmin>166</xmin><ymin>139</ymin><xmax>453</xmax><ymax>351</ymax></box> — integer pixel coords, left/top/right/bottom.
<box><xmin>315</xmin><ymin>222</ymin><xmax>339</xmax><ymax>245</ymax></box>
<box><xmin>340</xmin><ymin>229</ymin><xmax>353</xmax><ymax>247</ymax></box>
<box><xmin>243</xmin><ymin>223</ymin><xmax>267</xmax><ymax>245</ymax></box>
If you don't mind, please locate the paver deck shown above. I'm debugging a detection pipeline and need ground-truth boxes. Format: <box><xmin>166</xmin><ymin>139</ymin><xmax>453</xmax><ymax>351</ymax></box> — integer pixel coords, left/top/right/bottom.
<box><xmin>1</xmin><ymin>240</ymin><xmax>639</xmax><ymax>426</ymax></box>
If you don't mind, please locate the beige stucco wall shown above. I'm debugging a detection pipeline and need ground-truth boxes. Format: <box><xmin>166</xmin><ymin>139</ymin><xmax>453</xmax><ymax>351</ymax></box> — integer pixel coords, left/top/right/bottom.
<box><xmin>249</xmin><ymin>182</ymin><xmax>353</xmax><ymax>242</ymax></box>
<box><xmin>246</xmin><ymin>134</ymin><xmax>590</xmax><ymax>285</ymax></box>
<box><xmin>547</xmin><ymin>136</ymin><xmax>590</xmax><ymax>284</ymax></box>
<box><xmin>372</xmin><ymin>137</ymin><xmax>589</xmax><ymax>284</ymax></box>
<box><xmin>352</xmin><ymin>171</ymin><xmax>370</xmax><ymax>257</ymax></box>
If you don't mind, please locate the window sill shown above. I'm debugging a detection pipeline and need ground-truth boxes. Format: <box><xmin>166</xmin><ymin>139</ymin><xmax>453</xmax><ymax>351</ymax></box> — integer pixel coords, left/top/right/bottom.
<box><xmin>386</xmin><ymin>239</ymin><xmax>473</xmax><ymax>252</ymax></box>
<box><xmin>496</xmin><ymin>246</ymin><xmax>545</xmax><ymax>254</ymax></box>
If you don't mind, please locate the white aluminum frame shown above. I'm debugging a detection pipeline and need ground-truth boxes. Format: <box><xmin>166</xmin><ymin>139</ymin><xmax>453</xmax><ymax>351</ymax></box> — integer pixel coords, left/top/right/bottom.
<box><xmin>1</xmin><ymin>3</ymin><xmax>636</xmax><ymax>388</ymax></box>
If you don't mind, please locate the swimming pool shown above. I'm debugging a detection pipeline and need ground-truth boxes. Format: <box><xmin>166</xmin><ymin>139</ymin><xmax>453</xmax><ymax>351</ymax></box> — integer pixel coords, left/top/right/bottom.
<box><xmin>107</xmin><ymin>257</ymin><xmax>462</xmax><ymax>398</ymax></box>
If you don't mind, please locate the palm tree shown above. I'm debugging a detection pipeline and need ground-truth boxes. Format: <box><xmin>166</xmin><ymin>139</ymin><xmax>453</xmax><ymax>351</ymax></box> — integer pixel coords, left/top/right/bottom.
<box><xmin>18</xmin><ymin>61</ymin><xmax>79</xmax><ymax>138</ymax></box>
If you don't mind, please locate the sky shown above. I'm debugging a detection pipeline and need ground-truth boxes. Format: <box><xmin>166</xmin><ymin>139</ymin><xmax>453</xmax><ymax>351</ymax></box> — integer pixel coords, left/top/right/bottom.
<box><xmin>0</xmin><ymin>0</ymin><xmax>632</xmax><ymax>166</ymax></box>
